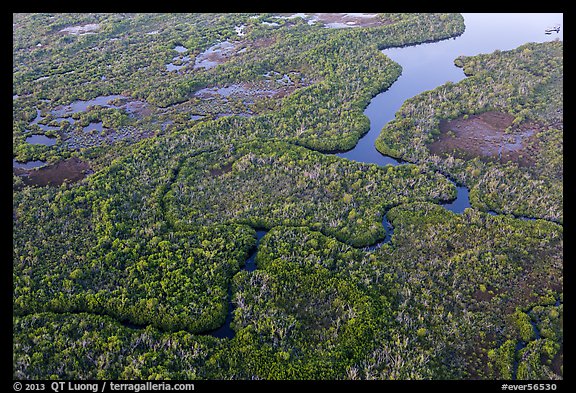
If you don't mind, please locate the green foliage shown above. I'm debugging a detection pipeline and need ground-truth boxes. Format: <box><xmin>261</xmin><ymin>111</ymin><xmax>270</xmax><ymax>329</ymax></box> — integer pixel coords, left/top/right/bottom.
<box><xmin>488</xmin><ymin>339</ymin><xmax>515</xmax><ymax>379</ymax></box>
<box><xmin>379</xmin><ymin>202</ymin><xmax>562</xmax><ymax>379</ymax></box>
<box><xmin>13</xmin><ymin>181</ymin><xmax>256</xmax><ymax>332</ymax></box>
<box><xmin>14</xmin><ymin>204</ymin><xmax>562</xmax><ymax>379</ymax></box>
<box><xmin>13</xmin><ymin>12</ymin><xmax>464</xmax><ymax>164</ymax></box>
<box><xmin>13</xmin><ymin>13</ymin><xmax>561</xmax><ymax>381</ymax></box>
<box><xmin>375</xmin><ymin>41</ymin><xmax>563</xmax><ymax>222</ymax></box>
<box><xmin>164</xmin><ymin>140</ymin><xmax>454</xmax><ymax>247</ymax></box>
<box><xmin>13</xmin><ymin>312</ymin><xmax>221</xmax><ymax>379</ymax></box>
<box><xmin>514</xmin><ymin>311</ymin><xmax>535</xmax><ymax>343</ymax></box>
<box><xmin>516</xmin><ymin>339</ymin><xmax>560</xmax><ymax>380</ymax></box>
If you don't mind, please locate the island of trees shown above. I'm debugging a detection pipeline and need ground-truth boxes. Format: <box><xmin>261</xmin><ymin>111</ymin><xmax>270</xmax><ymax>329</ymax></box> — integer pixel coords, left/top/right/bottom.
<box><xmin>13</xmin><ymin>13</ymin><xmax>562</xmax><ymax>380</ymax></box>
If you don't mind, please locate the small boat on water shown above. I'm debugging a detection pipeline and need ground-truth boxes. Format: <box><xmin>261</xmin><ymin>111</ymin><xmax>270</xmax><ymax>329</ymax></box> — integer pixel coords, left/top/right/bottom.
<box><xmin>545</xmin><ymin>24</ymin><xmax>560</xmax><ymax>34</ymax></box>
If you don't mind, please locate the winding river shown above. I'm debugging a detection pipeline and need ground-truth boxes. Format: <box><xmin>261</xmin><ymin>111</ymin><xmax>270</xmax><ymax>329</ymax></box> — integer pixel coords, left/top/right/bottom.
<box><xmin>337</xmin><ymin>13</ymin><xmax>562</xmax><ymax>168</ymax></box>
<box><xmin>337</xmin><ymin>12</ymin><xmax>562</xmax><ymax>230</ymax></box>
<box><xmin>210</xmin><ymin>230</ymin><xmax>268</xmax><ymax>339</ymax></box>
<box><xmin>211</xmin><ymin>13</ymin><xmax>563</xmax><ymax>339</ymax></box>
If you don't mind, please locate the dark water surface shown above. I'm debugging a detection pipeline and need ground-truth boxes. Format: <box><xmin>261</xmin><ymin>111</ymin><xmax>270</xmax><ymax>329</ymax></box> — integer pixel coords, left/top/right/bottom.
<box><xmin>25</xmin><ymin>134</ymin><xmax>57</xmax><ymax>146</ymax></box>
<box><xmin>336</xmin><ymin>13</ymin><xmax>562</xmax><ymax>215</ymax></box>
<box><xmin>440</xmin><ymin>184</ymin><xmax>470</xmax><ymax>215</ymax></box>
<box><xmin>209</xmin><ymin>14</ymin><xmax>563</xmax><ymax>338</ymax></box>
<box><xmin>13</xmin><ymin>159</ymin><xmax>47</xmax><ymax>169</ymax></box>
<box><xmin>210</xmin><ymin>230</ymin><xmax>268</xmax><ymax>339</ymax></box>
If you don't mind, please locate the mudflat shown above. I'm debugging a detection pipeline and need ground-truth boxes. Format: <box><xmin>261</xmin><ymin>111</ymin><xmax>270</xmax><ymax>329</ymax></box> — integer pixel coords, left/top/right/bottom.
<box><xmin>14</xmin><ymin>157</ymin><xmax>92</xmax><ymax>187</ymax></box>
<box><xmin>429</xmin><ymin>111</ymin><xmax>538</xmax><ymax>166</ymax></box>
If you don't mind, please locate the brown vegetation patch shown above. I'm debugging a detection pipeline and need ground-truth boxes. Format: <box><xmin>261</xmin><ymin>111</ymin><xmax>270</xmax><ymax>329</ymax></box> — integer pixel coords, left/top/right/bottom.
<box><xmin>472</xmin><ymin>287</ymin><xmax>497</xmax><ymax>302</ymax></box>
<box><xmin>14</xmin><ymin>157</ymin><xmax>92</xmax><ymax>187</ymax></box>
<box><xmin>551</xmin><ymin>345</ymin><xmax>563</xmax><ymax>376</ymax></box>
<box><xmin>428</xmin><ymin>111</ymin><xmax>540</xmax><ymax>167</ymax></box>
<box><xmin>500</xmin><ymin>252</ymin><xmax>563</xmax><ymax>315</ymax></box>
<box><xmin>209</xmin><ymin>163</ymin><xmax>233</xmax><ymax>177</ymax></box>
<box><xmin>250</xmin><ymin>36</ymin><xmax>276</xmax><ymax>49</ymax></box>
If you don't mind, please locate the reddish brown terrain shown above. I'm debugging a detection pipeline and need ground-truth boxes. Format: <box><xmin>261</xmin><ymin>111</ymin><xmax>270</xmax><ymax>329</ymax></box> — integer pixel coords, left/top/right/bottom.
<box><xmin>428</xmin><ymin>111</ymin><xmax>539</xmax><ymax>166</ymax></box>
<box><xmin>14</xmin><ymin>157</ymin><xmax>92</xmax><ymax>187</ymax></box>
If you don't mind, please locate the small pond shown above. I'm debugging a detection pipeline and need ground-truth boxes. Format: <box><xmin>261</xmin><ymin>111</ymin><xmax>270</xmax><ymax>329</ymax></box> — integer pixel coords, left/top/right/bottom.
<box><xmin>25</xmin><ymin>134</ymin><xmax>57</xmax><ymax>146</ymax></box>
<box><xmin>13</xmin><ymin>159</ymin><xmax>47</xmax><ymax>169</ymax></box>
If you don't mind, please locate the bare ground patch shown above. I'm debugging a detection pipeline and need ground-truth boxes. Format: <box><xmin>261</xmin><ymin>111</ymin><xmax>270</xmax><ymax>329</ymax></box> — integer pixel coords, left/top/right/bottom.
<box><xmin>14</xmin><ymin>157</ymin><xmax>92</xmax><ymax>187</ymax></box>
<box><xmin>209</xmin><ymin>163</ymin><xmax>233</xmax><ymax>177</ymax></box>
<box><xmin>428</xmin><ymin>111</ymin><xmax>540</xmax><ymax>167</ymax></box>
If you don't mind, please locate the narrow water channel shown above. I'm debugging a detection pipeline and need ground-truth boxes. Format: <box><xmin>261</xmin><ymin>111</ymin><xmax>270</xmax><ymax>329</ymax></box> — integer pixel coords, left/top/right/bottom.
<box><xmin>208</xmin><ymin>14</ymin><xmax>563</xmax><ymax>337</ymax></box>
<box><xmin>337</xmin><ymin>13</ymin><xmax>562</xmax><ymax>219</ymax></box>
<box><xmin>363</xmin><ymin>213</ymin><xmax>394</xmax><ymax>251</ymax></box>
<box><xmin>210</xmin><ymin>230</ymin><xmax>268</xmax><ymax>339</ymax></box>
<box><xmin>337</xmin><ymin>14</ymin><xmax>562</xmax><ymax>167</ymax></box>
<box><xmin>511</xmin><ymin>299</ymin><xmax>562</xmax><ymax>379</ymax></box>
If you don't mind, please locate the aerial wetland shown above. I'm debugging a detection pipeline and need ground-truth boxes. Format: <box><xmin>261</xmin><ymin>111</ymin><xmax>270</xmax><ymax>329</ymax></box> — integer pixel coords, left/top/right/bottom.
<box><xmin>13</xmin><ymin>13</ymin><xmax>562</xmax><ymax>381</ymax></box>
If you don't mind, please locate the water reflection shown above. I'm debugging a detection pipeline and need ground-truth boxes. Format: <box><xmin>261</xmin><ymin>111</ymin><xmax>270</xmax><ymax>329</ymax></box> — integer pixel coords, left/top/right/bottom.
<box><xmin>25</xmin><ymin>134</ymin><xmax>57</xmax><ymax>146</ymax></box>
<box><xmin>335</xmin><ymin>13</ymin><xmax>562</xmax><ymax>215</ymax></box>
<box><xmin>13</xmin><ymin>159</ymin><xmax>46</xmax><ymax>169</ymax></box>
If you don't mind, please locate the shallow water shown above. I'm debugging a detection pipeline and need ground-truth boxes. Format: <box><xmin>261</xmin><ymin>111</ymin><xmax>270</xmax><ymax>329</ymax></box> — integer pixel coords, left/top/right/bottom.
<box><xmin>234</xmin><ymin>25</ymin><xmax>246</xmax><ymax>37</ymax></box>
<box><xmin>83</xmin><ymin>121</ymin><xmax>104</xmax><ymax>133</ymax></box>
<box><xmin>13</xmin><ymin>159</ymin><xmax>47</xmax><ymax>169</ymax></box>
<box><xmin>335</xmin><ymin>13</ymin><xmax>562</xmax><ymax>214</ymax></box>
<box><xmin>166</xmin><ymin>63</ymin><xmax>185</xmax><ymax>72</ymax></box>
<box><xmin>193</xmin><ymin>40</ymin><xmax>238</xmax><ymax>70</ymax></box>
<box><xmin>51</xmin><ymin>95</ymin><xmax>125</xmax><ymax>117</ymax></box>
<box><xmin>25</xmin><ymin>134</ymin><xmax>57</xmax><ymax>146</ymax></box>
